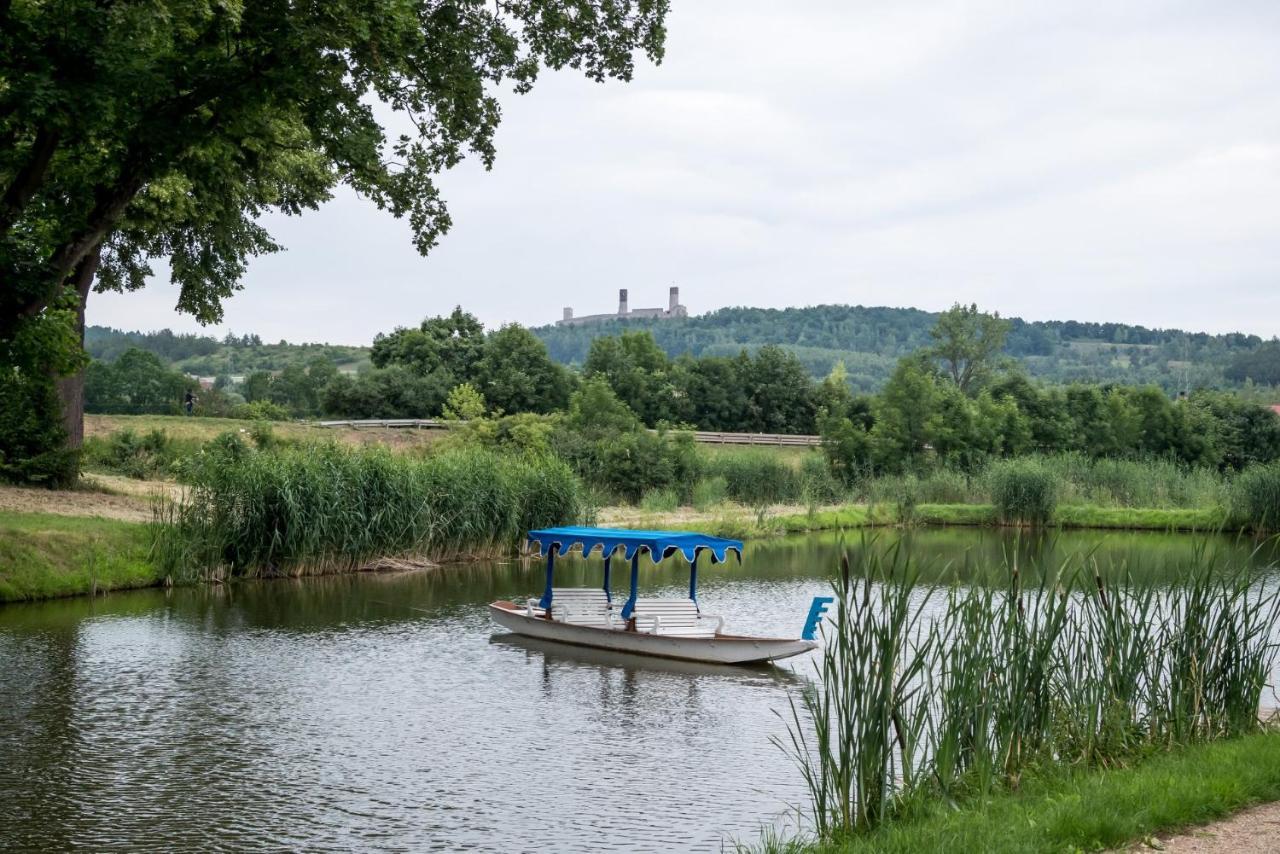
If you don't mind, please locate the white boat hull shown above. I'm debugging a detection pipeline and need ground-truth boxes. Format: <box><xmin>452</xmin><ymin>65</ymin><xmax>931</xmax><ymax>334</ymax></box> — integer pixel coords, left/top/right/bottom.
<box><xmin>488</xmin><ymin>601</ymin><xmax>817</xmax><ymax>665</ymax></box>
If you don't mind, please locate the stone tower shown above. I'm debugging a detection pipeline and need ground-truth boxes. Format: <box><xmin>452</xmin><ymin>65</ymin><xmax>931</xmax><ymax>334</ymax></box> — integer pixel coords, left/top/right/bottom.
<box><xmin>618</xmin><ymin>288</ymin><xmax>629</xmax><ymax>316</ymax></box>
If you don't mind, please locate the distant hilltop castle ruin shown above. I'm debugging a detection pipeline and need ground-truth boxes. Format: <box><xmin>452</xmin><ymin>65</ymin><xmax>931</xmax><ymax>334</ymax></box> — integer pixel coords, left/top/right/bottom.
<box><xmin>558</xmin><ymin>287</ymin><xmax>687</xmax><ymax>326</ymax></box>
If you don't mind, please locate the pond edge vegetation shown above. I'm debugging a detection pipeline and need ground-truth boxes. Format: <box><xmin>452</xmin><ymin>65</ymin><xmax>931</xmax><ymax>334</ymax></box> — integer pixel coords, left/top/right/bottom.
<box><xmin>761</xmin><ymin>539</ymin><xmax>1280</xmax><ymax>851</ymax></box>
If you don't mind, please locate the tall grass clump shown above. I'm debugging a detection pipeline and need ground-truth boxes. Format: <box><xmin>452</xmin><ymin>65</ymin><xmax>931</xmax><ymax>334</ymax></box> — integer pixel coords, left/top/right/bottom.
<box><xmin>706</xmin><ymin>450</ymin><xmax>801</xmax><ymax>505</ymax></box>
<box><xmin>153</xmin><ymin>442</ymin><xmax>582</xmax><ymax>580</ymax></box>
<box><xmin>1232</xmin><ymin>462</ymin><xmax>1280</xmax><ymax>532</ymax></box>
<box><xmin>988</xmin><ymin>458</ymin><xmax>1057</xmax><ymax>525</ymax></box>
<box><xmin>780</xmin><ymin>540</ymin><xmax>1280</xmax><ymax>841</ymax></box>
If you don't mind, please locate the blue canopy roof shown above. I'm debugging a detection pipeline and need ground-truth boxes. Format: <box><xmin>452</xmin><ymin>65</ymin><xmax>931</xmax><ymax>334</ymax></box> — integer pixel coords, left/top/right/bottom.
<box><xmin>527</xmin><ymin>527</ymin><xmax>743</xmax><ymax>564</ymax></box>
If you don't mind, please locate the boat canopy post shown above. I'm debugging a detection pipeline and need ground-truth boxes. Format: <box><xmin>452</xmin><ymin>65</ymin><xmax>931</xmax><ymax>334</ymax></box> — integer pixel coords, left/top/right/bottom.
<box><xmin>689</xmin><ymin>549</ymin><xmax>700</xmax><ymax>608</ymax></box>
<box><xmin>602</xmin><ymin>551</ymin><xmax>613</xmax><ymax>604</ymax></box>
<box><xmin>537</xmin><ymin>544</ymin><xmax>559</xmax><ymax>609</ymax></box>
<box><xmin>621</xmin><ymin>549</ymin><xmax>643</xmax><ymax>619</ymax></box>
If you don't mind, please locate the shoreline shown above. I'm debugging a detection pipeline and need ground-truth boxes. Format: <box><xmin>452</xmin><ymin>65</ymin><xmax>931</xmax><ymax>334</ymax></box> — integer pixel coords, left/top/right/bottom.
<box><xmin>0</xmin><ymin>487</ymin><xmax>1254</xmax><ymax>605</ymax></box>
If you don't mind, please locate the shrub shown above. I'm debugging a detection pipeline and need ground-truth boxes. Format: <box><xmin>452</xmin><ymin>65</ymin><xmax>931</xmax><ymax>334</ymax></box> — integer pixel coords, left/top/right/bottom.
<box><xmin>798</xmin><ymin>453</ymin><xmax>843</xmax><ymax>504</ymax></box>
<box><xmin>639</xmin><ymin>488</ymin><xmax>680</xmax><ymax>512</ymax></box>
<box><xmin>442</xmin><ymin>382</ymin><xmax>486</xmax><ymax>420</ymax></box>
<box><xmin>0</xmin><ymin>369</ymin><xmax>79</xmax><ymax>488</ymax></box>
<box><xmin>231</xmin><ymin>400</ymin><xmax>291</xmax><ymax>421</ymax></box>
<box><xmin>1232</xmin><ymin>462</ymin><xmax>1280</xmax><ymax>532</ymax></box>
<box><xmin>82</xmin><ymin>428</ymin><xmax>181</xmax><ymax>480</ymax></box>
<box><xmin>989</xmin><ymin>458</ymin><xmax>1058</xmax><ymax>525</ymax></box>
<box><xmin>691</xmin><ymin>476</ymin><xmax>729</xmax><ymax>511</ymax></box>
<box><xmin>705</xmin><ymin>450</ymin><xmax>800</xmax><ymax>505</ymax></box>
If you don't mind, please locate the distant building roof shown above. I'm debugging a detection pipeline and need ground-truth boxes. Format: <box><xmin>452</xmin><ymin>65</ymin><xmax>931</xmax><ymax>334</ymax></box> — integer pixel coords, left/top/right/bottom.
<box><xmin>1270</xmin><ymin>405</ymin><xmax>1280</xmax><ymax>417</ymax></box>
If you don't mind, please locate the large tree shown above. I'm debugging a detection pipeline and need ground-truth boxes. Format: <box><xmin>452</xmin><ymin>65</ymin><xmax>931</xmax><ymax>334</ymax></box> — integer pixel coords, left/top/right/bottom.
<box><xmin>0</xmin><ymin>0</ymin><xmax>668</xmax><ymax>466</ymax></box>
<box><xmin>928</xmin><ymin>303</ymin><xmax>1012</xmax><ymax>394</ymax></box>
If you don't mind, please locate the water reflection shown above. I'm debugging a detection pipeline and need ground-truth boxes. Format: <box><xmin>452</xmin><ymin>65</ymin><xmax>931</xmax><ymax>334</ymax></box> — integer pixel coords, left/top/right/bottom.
<box><xmin>1</xmin><ymin>529</ymin><xmax>1277</xmax><ymax>852</ymax></box>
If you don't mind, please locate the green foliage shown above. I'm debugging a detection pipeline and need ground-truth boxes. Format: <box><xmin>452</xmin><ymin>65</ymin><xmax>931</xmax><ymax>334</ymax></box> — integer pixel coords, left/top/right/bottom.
<box><xmin>691</xmin><ymin>475</ymin><xmax>729</xmax><ymax>511</ymax></box>
<box><xmin>475</xmin><ymin>325</ymin><xmax>572</xmax><ymax>415</ymax></box>
<box><xmin>1225</xmin><ymin>340</ymin><xmax>1280</xmax><ymax>385</ymax></box>
<box><xmin>987</xmin><ymin>458</ymin><xmax>1058</xmax><ymax>525</ymax></box>
<box><xmin>1231</xmin><ymin>462</ymin><xmax>1280</xmax><ymax>532</ymax></box>
<box><xmin>81</xmin><ymin>427</ymin><xmax>182</xmax><ymax>479</ymax></box>
<box><xmin>442</xmin><ymin>383</ymin><xmax>486</xmax><ymax>421</ymax></box>
<box><xmin>584</xmin><ymin>330</ymin><xmax>677</xmax><ymax>424</ymax></box>
<box><xmin>84</xmin><ymin>347</ymin><xmax>191</xmax><ymax>414</ymax></box>
<box><xmin>155</xmin><ymin>444</ymin><xmax>583</xmax><ymax>579</ymax></box>
<box><xmin>781</xmin><ymin>544</ymin><xmax>1280</xmax><ymax>841</ymax></box>
<box><xmin>230</xmin><ymin>400</ymin><xmax>290</xmax><ymax>422</ymax></box>
<box><xmin>704</xmin><ymin>451</ymin><xmax>799</xmax><ymax>505</ymax></box>
<box><xmin>928</xmin><ymin>303</ymin><xmax>1012</xmax><ymax>393</ymax></box>
<box><xmin>321</xmin><ymin>365</ymin><xmax>448</xmax><ymax>419</ymax></box>
<box><xmin>639</xmin><ymin>488</ymin><xmax>680</xmax><ymax>512</ymax></box>
<box><xmin>0</xmin><ymin>364</ymin><xmax>79</xmax><ymax>488</ymax></box>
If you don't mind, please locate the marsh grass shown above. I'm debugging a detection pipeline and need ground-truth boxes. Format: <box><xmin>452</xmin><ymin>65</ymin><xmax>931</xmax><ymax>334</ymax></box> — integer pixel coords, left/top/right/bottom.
<box><xmin>778</xmin><ymin>538</ymin><xmax>1280</xmax><ymax>841</ymax></box>
<box><xmin>987</xmin><ymin>458</ymin><xmax>1057</xmax><ymax>525</ymax></box>
<box><xmin>1232</xmin><ymin>462</ymin><xmax>1280</xmax><ymax>532</ymax></box>
<box><xmin>153</xmin><ymin>443</ymin><xmax>582</xmax><ymax>580</ymax></box>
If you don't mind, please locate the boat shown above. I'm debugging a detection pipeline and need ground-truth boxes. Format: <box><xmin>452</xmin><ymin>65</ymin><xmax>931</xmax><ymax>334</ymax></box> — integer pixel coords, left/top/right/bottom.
<box><xmin>488</xmin><ymin>527</ymin><xmax>830</xmax><ymax>665</ymax></box>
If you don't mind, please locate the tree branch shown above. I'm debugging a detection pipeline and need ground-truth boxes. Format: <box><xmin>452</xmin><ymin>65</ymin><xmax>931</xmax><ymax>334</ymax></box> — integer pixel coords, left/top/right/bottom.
<box><xmin>0</xmin><ymin>125</ymin><xmax>61</xmax><ymax>235</ymax></box>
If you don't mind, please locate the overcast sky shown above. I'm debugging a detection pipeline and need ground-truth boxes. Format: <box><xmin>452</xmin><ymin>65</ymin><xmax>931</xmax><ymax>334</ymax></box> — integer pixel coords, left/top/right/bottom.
<box><xmin>89</xmin><ymin>0</ymin><xmax>1280</xmax><ymax>344</ymax></box>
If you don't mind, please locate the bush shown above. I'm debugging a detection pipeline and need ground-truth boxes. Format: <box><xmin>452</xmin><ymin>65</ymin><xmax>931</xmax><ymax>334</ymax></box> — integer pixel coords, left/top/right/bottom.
<box><xmin>799</xmin><ymin>453</ymin><xmax>844</xmax><ymax>504</ymax></box>
<box><xmin>231</xmin><ymin>400</ymin><xmax>290</xmax><ymax>421</ymax></box>
<box><xmin>639</xmin><ymin>488</ymin><xmax>680</xmax><ymax>512</ymax></box>
<box><xmin>1232</xmin><ymin>462</ymin><xmax>1280</xmax><ymax>532</ymax></box>
<box><xmin>0</xmin><ymin>369</ymin><xmax>79</xmax><ymax>488</ymax></box>
<box><xmin>988</xmin><ymin>458</ymin><xmax>1058</xmax><ymax>525</ymax></box>
<box><xmin>82</xmin><ymin>428</ymin><xmax>182</xmax><ymax>480</ymax></box>
<box><xmin>705</xmin><ymin>450</ymin><xmax>800</xmax><ymax>505</ymax></box>
<box><xmin>691</xmin><ymin>476</ymin><xmax>729</xmax><ymax>511</ymax></box>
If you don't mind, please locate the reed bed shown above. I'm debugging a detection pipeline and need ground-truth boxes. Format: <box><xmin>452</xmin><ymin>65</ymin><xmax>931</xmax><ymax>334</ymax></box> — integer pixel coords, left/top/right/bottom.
<box><xmin>778</xmin><ymin>540</ymin><xmax>1280</xmax><ymax>842</ymax></box>
<box><xmin>1233</xmin><ymin>462</ymin><xmax>1280</xmax><ymax>532</ymax></box>
<box><xmin>153</xmin><ymin>441</ymin><xmax>582</xmax><ymax>580</ymax></box>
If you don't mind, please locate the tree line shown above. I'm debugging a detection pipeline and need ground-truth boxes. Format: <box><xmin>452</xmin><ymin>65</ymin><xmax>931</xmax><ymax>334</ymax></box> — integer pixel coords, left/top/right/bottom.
<box><xmin>76</xmin><ymin>305</ymin><xmax>1280</xmax><ymax>486</ymax></box>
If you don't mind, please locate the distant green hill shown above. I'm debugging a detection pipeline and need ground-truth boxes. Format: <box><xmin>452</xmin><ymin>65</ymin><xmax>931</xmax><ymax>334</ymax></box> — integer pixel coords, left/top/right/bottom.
<box><xmin>88</xmin><ymin>302</ymin><xmax>1279</xmax><ymax>394</ymax></box>
<box><xmin>530</xmin><ymin>304</ymin><xmax>1271</xmax><ymax>393</ymax></box>
<box><xmin>85</xmin><ymin>326</ymin><xmax>370</xmax><ymax>377</ymax></box>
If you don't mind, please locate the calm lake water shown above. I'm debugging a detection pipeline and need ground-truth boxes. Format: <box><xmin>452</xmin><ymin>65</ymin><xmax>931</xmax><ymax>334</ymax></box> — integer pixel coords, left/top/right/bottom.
<box><xmin>2</xmin><ymin>529</ymin><xmax>1278</xmax><ymax>852</ymax></box>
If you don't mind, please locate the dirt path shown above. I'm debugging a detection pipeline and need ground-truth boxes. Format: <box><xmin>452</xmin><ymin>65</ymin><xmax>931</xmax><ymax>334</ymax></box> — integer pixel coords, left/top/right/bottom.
<box><xmin>1136</xmin><ymin>802</ymin><xmax>1280</xmax><ymax>852</ymax></box>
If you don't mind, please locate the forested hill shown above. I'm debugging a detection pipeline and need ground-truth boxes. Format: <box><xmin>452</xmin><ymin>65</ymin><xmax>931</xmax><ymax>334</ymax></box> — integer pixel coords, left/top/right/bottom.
<box><xmin>531</xmin><ymin>304</ymin><xmax>1271</xmax><ymax>392</ymax></box>
<box><xmin>85</xmin><ymin>326</ymin><xmax>370</xmax><ymax>376</ymax></box>
<box><xmin>88</xmin><ymin>302</ymin><xmax>1280</xmax><ymax>394</ymax></box>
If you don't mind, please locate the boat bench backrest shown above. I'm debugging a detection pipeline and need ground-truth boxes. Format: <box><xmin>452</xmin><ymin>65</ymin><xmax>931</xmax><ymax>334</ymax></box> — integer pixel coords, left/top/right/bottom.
<box><xmin>549</xmin><ymin>588</ymin><xmax>611</xmax><ymax>620</ymax></box>
<box><xmin>631</xmin><ymin>598</ymin><xmax>699</xmax><ymax>625</ymax></box>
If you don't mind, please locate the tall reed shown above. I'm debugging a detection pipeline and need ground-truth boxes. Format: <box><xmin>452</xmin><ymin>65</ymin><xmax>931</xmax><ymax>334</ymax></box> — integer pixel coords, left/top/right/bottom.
<box><xmin>1233</xmin><ymin>462</ymin><xmax>1280</xmax><ymax>532</ymax></box>
<box><xmin>153</xmin><ymin>442</ymin><xmax>582</xmax><ymax>580</ymax></box>
<box><xmin>780</xmin><ymin>539</ymin><xmax>1280</xmax><ymax>840</ymax></box>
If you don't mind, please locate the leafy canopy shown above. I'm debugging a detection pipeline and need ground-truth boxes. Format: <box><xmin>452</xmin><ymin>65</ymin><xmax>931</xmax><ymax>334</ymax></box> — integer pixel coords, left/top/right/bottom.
<box><xmin>0</xmin><ymin>0</ymin><xmax>670</xmax><ymax>329</ymax></box>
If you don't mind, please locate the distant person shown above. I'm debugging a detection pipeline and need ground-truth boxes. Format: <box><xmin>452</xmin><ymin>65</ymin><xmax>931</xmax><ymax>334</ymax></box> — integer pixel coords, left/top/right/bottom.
<box><xmin>184</xmin><ymin>389</ymin><xmax>196</xmax><ymax>416</ymax></box>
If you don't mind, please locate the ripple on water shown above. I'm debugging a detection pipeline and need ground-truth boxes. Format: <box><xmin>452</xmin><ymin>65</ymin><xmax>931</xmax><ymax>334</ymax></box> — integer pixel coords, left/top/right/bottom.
<box><xmin>3</xmin><ymin>529</ymin><xmax>1276</xmax><ymax>852</ymax></box>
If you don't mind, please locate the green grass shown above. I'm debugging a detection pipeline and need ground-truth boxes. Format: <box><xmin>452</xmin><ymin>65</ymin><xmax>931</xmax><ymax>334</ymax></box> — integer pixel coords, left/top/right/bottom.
<box><xmin>795</xmin><ymin>732</ymin><xmax>1280</xmax><ymax>853</ymax></box>
<box><xmin>0</xmin><ymin>511</ymin><xmax>161</xmax><ymax>602</ymax></box>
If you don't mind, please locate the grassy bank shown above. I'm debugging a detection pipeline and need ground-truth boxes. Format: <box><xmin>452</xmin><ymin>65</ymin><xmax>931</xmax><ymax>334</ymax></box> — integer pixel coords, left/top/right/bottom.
<box><xmin>619</xmin><ymin>501</ymin><xmax>1234</xmax><ymax>540</ymax></box>
<box><xmin>779</xmin><ymin>731</ymin><xmax>1280</xmax><ymax>853</ymax></box>
<box><xmin>0</xmin><ymin>511</ymin><xmax>161</xmax><ymax>603</ymax></box>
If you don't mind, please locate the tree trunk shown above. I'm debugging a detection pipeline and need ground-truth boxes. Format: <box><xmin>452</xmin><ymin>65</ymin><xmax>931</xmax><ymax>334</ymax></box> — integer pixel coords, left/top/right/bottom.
<box><xmin>54</xmin><ymin>245</ymin><xmax>101</xmax><ymax>450</ymax></box>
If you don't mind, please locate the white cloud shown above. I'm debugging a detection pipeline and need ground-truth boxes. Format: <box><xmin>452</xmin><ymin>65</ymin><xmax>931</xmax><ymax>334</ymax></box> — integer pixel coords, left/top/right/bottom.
<box><xmin>90</xmin><ymin>0</ymin><xmax>1280</xmax><ymax>343</ymax></box>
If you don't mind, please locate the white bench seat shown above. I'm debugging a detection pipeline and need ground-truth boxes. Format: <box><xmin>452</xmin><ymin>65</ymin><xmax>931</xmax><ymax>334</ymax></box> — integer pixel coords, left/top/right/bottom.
<box><xmin>539</xmin><ymin>587</ymin><xmax>616</xmax><ymax>628</ymax></box>
<box><xmin>630</xmin><ymin>598</ymin><xmax>723</xmax><ymax>638</ymax></box>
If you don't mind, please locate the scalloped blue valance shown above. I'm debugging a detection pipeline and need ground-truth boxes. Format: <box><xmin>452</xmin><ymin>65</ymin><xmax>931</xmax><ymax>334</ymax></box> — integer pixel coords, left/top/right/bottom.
<box><xmin>527</xmin><ymin>527</ymin><xmax>743</xmax><ymax>565</ymax></box>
